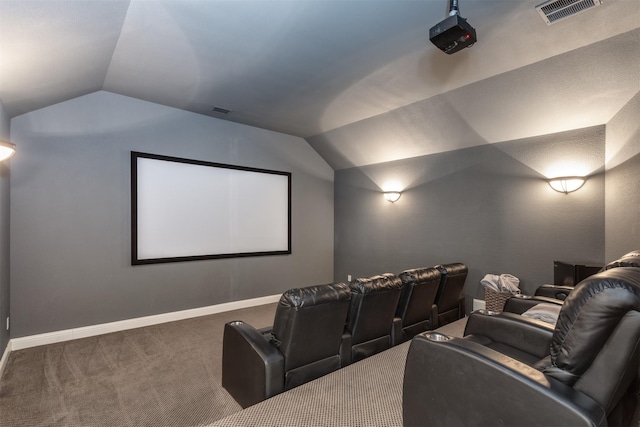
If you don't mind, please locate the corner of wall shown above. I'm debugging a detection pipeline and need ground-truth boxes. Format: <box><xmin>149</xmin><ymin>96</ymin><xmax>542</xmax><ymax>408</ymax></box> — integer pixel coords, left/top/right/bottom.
<box><xmin>604</xmin><ymin>91</ymin><xmax>640</xmax><ymax>261</ymax></box>
<box><xmin>0</xmin><ymin>98</ymin><xmax>10</xmax><ymax>358</ymax></box>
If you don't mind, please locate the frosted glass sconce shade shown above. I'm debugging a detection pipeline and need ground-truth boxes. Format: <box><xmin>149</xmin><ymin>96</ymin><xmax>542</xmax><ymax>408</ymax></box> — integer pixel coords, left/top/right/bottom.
<box><xmin>548</xmin><ymin>176</ymin><xmax>585</xmax><ymax>194</ymax></box>
<box><xmin>384</xmin><ymin>191</ymin><xmax>401</xmax><ymax>202</ymax></box>
<box><xmin>0</xmin><ymin>141</ymin><xmax>16</xmax><ymax>161</ymax></box>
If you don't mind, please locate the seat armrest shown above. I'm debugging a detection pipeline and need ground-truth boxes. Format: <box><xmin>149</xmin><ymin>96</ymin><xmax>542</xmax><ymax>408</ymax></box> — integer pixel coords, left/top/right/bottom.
<box><xmin>430</xmin><ymin>303</ymin><xmax>438</xmax><ymax>329</ymax></box>
<box><xmin>504</xmin><ymin>294</ymin><xmax>563</xmax><ymax>315</ymax></box>
<box><xmin>391</xmin><ymin>317</ymin><xmax>403</xmax><ymax>346</ymax></box>
<box><xmin>464</xmin><ymin>310</ymin><xmax>554</xmax><ymax>359</ymax></box>
<box><xmin>257</xmin><ymin>325</ymin><xmax>273</xmax><ymax>335</ymax></box>
<box><xmin>340</xmin><ymin>331</ymin><xmax>352</xmax><ymax>366</ymax></box>
<box><xmin>222</xmin><ymin>321</ymin><xmax>284</xmax><ymax>408</ymax></box>
<box><xmin>457</xmin><ymin>296</ymin><xmax>465</xmax><ymax>319</ymax></box>
<box><xmin>535</xmin><ymin>284</ymin><xmax>574</xmax><ymax>300</ymax></box>
<box><xmin>403</xmin><ymin>333</ymin><xmax>607</xmax><ymax>427</ymax></box>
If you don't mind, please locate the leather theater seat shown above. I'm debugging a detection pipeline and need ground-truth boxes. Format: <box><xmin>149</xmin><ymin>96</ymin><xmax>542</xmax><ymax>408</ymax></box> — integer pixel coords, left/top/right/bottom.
<box><xmin>222</xmin><ymin>282</ymin><xmax>351</xmax><ymax>408</ymax></box>
<box><xmin>434</xmin><ymin>263</ymin><xmax>468</xmax><ymax>326</ymax></box>
<box><xmin>392</xmin><ymin>266</ymin><xmax>441</xmax><ymax>345</ymax></box>
<box><xmin>340</xmin><ymin>273</ymin><xmax>403</xmax><ymax>365</ymax></box>
<box><xmin>403</xmin><ymin>265</ymin><xmax>640</xmax><ymax>427</ymax></box>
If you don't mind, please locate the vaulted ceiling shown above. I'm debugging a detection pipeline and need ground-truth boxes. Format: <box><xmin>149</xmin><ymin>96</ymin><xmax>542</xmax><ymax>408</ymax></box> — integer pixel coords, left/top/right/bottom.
<box><xmin>1</xmin><ymin>0</ymin><xmax>638</xmax><ymax>169</ymax></box>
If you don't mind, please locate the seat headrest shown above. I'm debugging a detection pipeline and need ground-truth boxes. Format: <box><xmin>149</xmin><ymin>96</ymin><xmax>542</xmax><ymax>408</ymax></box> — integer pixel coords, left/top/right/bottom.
<box><xmin>350</xmin><ymin>273</ymin><xmax>402</xmax><ymax>294</ymax></box>
<box><xmin>399</xmin><ymin>267</ymin><xmax>441</xmax><ymax>286</ymax></box>
<box><xmin>546</xmin><ymin>267</ymin><xmax>640</xmax><ymax>385</ymax></box>
<box><xmin>279</xmin><ymin>282</ymin><xmax>351</xmax><ymax>309</ymax></box>
<box><xmin>435</xmin><ymin>263</ymin><xmax>468</xmax><ymax>277</ymax></box>
<box><xmin>601</xmin><ymin>250</ymin><xmax>640</xmax><ymax>271</ymax></box>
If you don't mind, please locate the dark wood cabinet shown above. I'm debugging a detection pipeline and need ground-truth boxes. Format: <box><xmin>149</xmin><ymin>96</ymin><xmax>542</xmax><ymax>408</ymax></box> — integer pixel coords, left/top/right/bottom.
<box><xmin>553</xmin><ymin>261</ymin><xmax>601</xmax><ymax>287</ymax></box>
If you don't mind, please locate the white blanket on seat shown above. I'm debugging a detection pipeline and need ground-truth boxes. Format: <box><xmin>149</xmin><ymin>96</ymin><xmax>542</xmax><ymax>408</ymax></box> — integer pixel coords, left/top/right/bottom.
<box><xmin>521</xmin><ymin>303</ymin><xmax>562</xmax><ymax>325</ymax></box>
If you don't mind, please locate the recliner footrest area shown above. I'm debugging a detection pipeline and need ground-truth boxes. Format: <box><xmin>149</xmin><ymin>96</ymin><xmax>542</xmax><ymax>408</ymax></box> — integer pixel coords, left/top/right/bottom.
<box><xmin>285</xmin><ymin>354</ymin><xmax>341</xmax><ymax>389</ymax></box>
<box><xmin>352</xmin><ymin>335</ymin><xmax>391</xmax><ymax>363</ymax></box>
<box><xmin>401</xmin><ymin>320</ymin><xmax>430</xmax><ymax>342</ymax></box>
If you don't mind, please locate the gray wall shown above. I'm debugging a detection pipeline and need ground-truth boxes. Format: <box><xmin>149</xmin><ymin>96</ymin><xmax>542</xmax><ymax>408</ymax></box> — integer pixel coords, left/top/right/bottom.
<box><xmin>605</xmin><ymin>92</ymin><xmax>640</xmax><ymax>260</ymax></box>
<box><xmin>0</xmin><ymin>100</ymin><xmax>10</xmax><ymax>354</ymax></box>
<box><xmin>10</xmin><ymin>91</ymin><xmax>334</xmax><ymax>338</ymax></box>
<box><xmin>334</xmin><ymin>126</ymin><xmax>606</xmax><ymax>303</ymax></box>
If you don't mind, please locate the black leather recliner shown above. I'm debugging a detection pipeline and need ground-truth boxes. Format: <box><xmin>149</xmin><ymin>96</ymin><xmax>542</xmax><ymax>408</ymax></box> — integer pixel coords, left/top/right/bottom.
<box><xmin>403</xmin><ymin>266</ymin><xmax>640</xmax><ymax>426</ymax></box>
<box><xmin>340</xmin><ymin>273</ymin><xmax>403</xmax><ymax>365</ymax></box>
<box><xmin>222</xmin><ymin>282</ymin><xmax>351</xmax><ymax>408</ymax></box>
<box><xmin>434</xmin><ymin>263</ymin><xmax>468</xmax><ymax>326</ymax></box>
<box><xmin>392</xmin><ymin>266</ymin><xmax>441</xmax><ymax>345</ymax></box>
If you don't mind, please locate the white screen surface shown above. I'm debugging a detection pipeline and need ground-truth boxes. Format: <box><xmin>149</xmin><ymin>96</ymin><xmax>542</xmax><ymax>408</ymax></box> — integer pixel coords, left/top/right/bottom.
<box><xmin>132</xmin><ymin>152</ymin><xmax>290</xmax><ymax>264</ymax></box>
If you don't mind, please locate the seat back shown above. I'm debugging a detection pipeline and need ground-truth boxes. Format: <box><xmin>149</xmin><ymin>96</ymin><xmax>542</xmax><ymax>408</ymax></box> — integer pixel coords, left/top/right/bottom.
<box><xmin>346</xmin><ymin>273</ymin><xmax>403</xmax><ymax>361</ymax></box>
<box><xmin>434</xmin><ymin>263</ymin><xmax>468</xmax><ymax>325</ymax></box>
<box><xmin>601</xmin><ymin>250</ymin><xmax>640</xmax><ymax>271</ymax></box>
<box><xmin>271</xmin><ymin>282</ymin><xmax>351</xmax><ymax>386</ymax></box>
<box><xmin>397</xmin><ymin>267</ymin><xmax>441</xmax><ymax>337</ymax></box>
<box><xmin>543</xmin><ymin>267</ymin><xmax>640</xmax><ymax>416</ymax></box>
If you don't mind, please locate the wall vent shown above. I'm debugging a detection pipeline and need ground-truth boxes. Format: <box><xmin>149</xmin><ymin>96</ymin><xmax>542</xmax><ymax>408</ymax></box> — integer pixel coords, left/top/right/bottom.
<box><xmin>536</xmin><ymin>0</ymin><xmax>602</xmax><ymax>25</ymax></box>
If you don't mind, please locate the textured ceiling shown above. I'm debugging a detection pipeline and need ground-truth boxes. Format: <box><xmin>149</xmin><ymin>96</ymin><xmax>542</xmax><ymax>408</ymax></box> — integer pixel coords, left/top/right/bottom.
<box><xmin>1</xmin><ymin>0</ymin><xmax>639</xmax><ymax>169</ymax></box>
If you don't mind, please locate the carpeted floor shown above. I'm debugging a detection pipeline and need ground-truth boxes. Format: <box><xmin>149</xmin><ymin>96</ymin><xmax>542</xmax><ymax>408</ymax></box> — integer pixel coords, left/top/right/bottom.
<box><xmin>8</xmin><ymin>305</ymin><xmax>632</xmax><ymax>427</ymax></box>
<box><xmin>0</xmin><ymin>302</ymin><xmax>278</xmax><ymax>427</ymax></box>
<box><xmin>0</xmin><ymin>300</ymin><xmax>465</xmax><ymax>427</ymax></box>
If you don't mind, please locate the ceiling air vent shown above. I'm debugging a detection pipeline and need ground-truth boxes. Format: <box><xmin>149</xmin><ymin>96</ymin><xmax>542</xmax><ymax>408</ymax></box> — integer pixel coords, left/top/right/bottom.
<box><xmin>536</xmin><ymin>0</ymin><xmax>602</xmax><ymax>25</ymax></box>
<box><xmin>211</xmin><ymin>106</ymin><xmax>231</xmax><ymax>115</ymax></box>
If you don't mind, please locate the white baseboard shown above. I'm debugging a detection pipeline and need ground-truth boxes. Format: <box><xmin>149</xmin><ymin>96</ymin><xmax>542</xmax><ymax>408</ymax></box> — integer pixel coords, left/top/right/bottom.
<box><xmin>10</xmin><ymin>294</ymin><xmax>280</xmax><ymax>351</ymax></box>
<box><xmin>0</xmin><ymin>339</ymin><xmax>11</xmax><ymax>379</ymax></box>
<box><xmin>472</xmin><ymin>298</ymin><xmax>486</xmax><ymax>311</ymax></box>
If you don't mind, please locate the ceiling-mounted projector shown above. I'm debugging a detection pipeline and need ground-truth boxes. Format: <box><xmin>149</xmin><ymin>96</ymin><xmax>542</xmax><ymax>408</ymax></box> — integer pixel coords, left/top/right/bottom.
<box><xmin>429</xmin><ymin>0</ymin><xmax>477</xmax><ymax>54</ymax></box>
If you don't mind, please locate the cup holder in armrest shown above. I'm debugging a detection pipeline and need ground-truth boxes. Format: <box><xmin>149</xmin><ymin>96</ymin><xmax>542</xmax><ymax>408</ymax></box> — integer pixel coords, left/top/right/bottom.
<box><xmin>229</xmin><ymin>321</ymin><xmax>244</xmax><ymax>326</ymax></box>
<box><xmin>477</xmin><ymin>309</ymin><xmax>501</xmax><ymax>316</ymax></box>
<box><xmin>424</xmin><ymin>332</ymin><xmax>452</xmax><ymax>342</ymax></box>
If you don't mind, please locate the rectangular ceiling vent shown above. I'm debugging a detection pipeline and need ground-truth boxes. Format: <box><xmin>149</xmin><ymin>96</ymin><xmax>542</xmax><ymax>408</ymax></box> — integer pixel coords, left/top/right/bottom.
<box><xmin>536</xmin><ymin>0</ymin><xmax>602</xmax><ymax>25</ymax></box>
<box><xmin>212</xmin><ymin>106</ymin><xmax>231</xmax><ymax>115</ymax></box>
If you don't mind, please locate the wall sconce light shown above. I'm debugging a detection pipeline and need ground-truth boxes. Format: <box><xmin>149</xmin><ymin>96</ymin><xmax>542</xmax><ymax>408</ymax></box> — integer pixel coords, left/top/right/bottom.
<box><xmin>0</xmin><ymin>140</ymin><xmax>16</xmax><ymax>161</ymax></box>
<box><xmin>384</xmin><ymin>191</ymin><xmax>402</xmax><ymax>202</ymax></box>
<box><xmin>548</xmin><ymin>176</ymin><xmax>586</xmax><ymax>194</ymax></box>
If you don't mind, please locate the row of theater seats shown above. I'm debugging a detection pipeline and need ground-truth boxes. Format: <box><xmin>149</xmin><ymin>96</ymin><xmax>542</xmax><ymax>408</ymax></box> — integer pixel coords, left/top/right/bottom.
<box><xmin>222</xmin><ymin>263</ymin><xmax>468</xmax><ymax>408</ymax></box>
<box><xmin>403</xmin><ymin>250</ymin><xmax>640</xmax><ymax>427</ymax></box>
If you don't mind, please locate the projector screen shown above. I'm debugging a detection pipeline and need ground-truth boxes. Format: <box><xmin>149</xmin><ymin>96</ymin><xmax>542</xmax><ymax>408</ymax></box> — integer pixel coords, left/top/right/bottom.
<box><xmin>131</xmin><ymin>151</ymin><xmax>291</xmax><ymax>265</ymax></box>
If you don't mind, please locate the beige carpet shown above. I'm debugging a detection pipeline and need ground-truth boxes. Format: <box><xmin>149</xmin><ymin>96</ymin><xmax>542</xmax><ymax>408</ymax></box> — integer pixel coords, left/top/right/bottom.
<box><xmin>0</xmin><ymin>303</ymin><xmax>277</xmax><ymax>427</ymax></box>
<box><xmin>0</xmin><ymin>299</ymin><xmax>466</xmax><ymax>427</ymax></box>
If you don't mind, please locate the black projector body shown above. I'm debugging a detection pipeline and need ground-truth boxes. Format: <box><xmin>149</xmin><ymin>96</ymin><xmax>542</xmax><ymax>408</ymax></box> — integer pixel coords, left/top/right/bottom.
<box><xmin>429</xmin><ymin>14</ymin><xmax>477</xmax><ymax>54</ymax></box>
